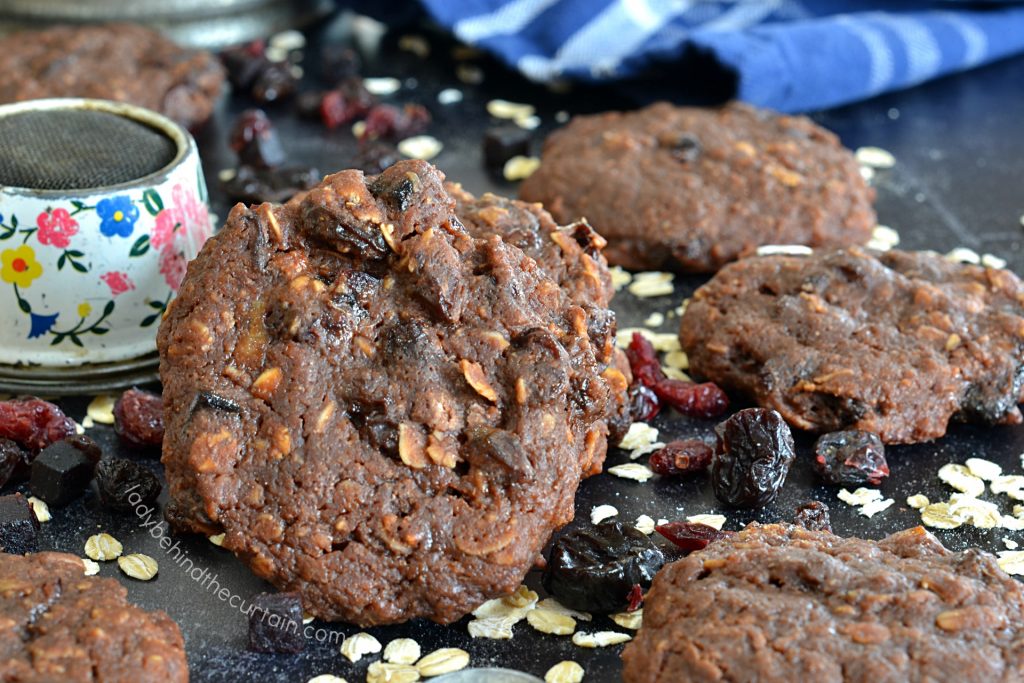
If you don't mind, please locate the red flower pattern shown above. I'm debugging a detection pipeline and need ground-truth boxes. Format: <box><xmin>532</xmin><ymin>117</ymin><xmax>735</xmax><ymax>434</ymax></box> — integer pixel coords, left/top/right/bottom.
<box><xmin>36</xmin><ymin>208</ymin><xmax>79</xmax><ymax>249</ymax></box>
<box><xmin>100</xmin><ymin>271</ymin><xmax>135</xmax><ymax>297</ymax></box>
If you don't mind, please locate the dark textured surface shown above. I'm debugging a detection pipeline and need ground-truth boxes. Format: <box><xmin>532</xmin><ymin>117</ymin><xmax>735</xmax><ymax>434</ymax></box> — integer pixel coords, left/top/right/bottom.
<box><xmin>3</xmin><ymin>12</ymin><xmax>1024</xmax><ymax>683</ymax></box>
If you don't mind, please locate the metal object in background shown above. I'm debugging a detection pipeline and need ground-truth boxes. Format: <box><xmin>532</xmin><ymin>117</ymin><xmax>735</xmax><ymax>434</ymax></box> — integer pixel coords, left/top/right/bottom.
<box><xmin>0</xmin><ymin>0</ymin><xmax>334</xmax><ymax>48</ymax></box>
<box><xmin>433</xmin><ymin>669</ymin><xmax>545</xmax><ymax>683</ymax></box>
<box><xmin>0</xmin><ymin>353</ymin><xmax>159</xmax><ymax>395</ymax></box>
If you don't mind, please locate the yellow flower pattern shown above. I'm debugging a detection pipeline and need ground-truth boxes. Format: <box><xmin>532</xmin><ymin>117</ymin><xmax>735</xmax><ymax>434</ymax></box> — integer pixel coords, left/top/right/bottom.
<box><xmin>1</xmin><ymin>245</ymin><xmax>43</xmax><ymax>288</ymax></box>
<box><xmin>78</xmin><ymin>302</ymin><xmax>92</xmax><ymax>318</ymax></box>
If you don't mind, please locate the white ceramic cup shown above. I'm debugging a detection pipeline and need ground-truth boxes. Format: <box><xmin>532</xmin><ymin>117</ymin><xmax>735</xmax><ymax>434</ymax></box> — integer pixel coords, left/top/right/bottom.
<box><xmin>0</xmin><ymin>98</ymin><xmax>212</xmax><ymax>367</ymax></box>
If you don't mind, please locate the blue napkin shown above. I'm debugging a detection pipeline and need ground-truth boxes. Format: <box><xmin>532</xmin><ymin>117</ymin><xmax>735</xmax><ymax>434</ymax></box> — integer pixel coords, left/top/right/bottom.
<box><xmin>415</xmin><ymin>0</ymin><xmax>1024</xmax><ymax>112</ymax></box>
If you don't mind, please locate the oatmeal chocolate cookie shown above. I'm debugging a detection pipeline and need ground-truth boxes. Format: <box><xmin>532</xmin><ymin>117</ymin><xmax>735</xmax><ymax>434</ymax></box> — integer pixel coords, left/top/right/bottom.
<box><xmin>622</xmin><ymin>523</ymin><xmax>1024</xmax><ymax>683</ymax></box>
<box><xmin>680</xmin><ymin>247</ymin><xmax>1024</xmax><ymax>443</ymax></box>
<box><xmin>158</xmin><ymin>160</ymin><xmax>626</xmax><ymax>626</ymax></box>
<box><xmin>0</xmin><ymin>552</ymin><xmax>187</xmax><ymax>683</ymax></box>
<box><xmin>519</xmin><ymin>101</ymin><xmax>875</xmax><ymax>272</ymax></box>
<box><xmin>0</xmin><ymin>24</ymin><xmax>224</xmax><ymax>130</ymax></box>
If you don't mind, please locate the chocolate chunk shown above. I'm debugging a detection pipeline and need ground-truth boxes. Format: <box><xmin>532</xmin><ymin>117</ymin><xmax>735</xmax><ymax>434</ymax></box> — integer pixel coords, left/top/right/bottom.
<box><xmin>0</xmin><ymin>493</ymin><xmax>40</xmax><ymax>554</ymax></box>
<box><xmin>30</xmin><ymin>440</ymin><xmax>94</xmax><ymax>507</ymax></box>
<box><xmin>247</xmin><ymin>591</ymin><xmax>305</xmax><ymax>654</ymax></box>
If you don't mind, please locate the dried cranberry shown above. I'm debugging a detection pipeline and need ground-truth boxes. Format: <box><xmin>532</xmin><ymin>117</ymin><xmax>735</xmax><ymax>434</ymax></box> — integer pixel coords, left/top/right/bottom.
<box><xmin>648</xmin><ymin>439</ymin><xmax>713</xmax><ymax>476</ymax></box>
<box><xmin>652</xmin><ymin>379</ymin><xmax>729</xmax><ymax>419</ymax></box>
<box><xmin>794</xmin><ymin>501</ymin><xmax>832</xmax><ymax>532</ymax></box>
<box><xmin>229</xmin><ymin>109</ymin><xmax>286</xmax><ymax>169</ymax></box>
<box><xmin>252</xmin><ymin>61</ymin><xmax>297</xmax><ymax>103</ymax></box>
<box><xmin>220</xmin><ymin>40</ymin><xmax>268</xmax><ymax>90</ymax></box>
<box><xmin>656</xmin><ymin>521</ymin><xmax>731</xmax><ymax>552</ymax></box>
<box><xmin>321</xmin><ymin>45</ymin><xmax>362</xmax><ymax>84</ymax></box>
<box><xmin>813</xmin><ymin>430</ymin><xmax>889</xmax><ymax>487</ymax></box>
<box><xmin>95</xmin><ymin>459</ymin><xmax>162</xmax><ymax>512</ymax></box>
<box><xmin>222</xmin><ymin>164</ymin><xmax>321</xmax><ymax>204</ymax></box>
<box><xmin>543</xmin><ymin>521</ymin><xmax>665</xmax><ymax>613</ymax></box>
<box><xmin>320</xmin><ymin>79</ymin><xmax>374</xmax><ymax>129</ymax></box>
<box><xmin>711</xmin><ymin>408</ymin><xmax>795</xmax><ymax>508</ymax></box>
<box><xmin>627</xmin><ymin>384</ymin><xmax>660</xmax><ymax>422</ymax></box>
<box><xmin>482</xmin><ymin>125</ymin><xmax>531</xmax><ymax>175</ymax></box>
<box><xmin>360</xmin><ymin>103</ymin><xmax>431</xmax><ymax>141</ymax></box>
<box><xmin>625</xmin><ymin>584</ymin><xmax>643</xmax><ymax>612</ymax></box>
<box><xmin>113</xmin><ymin>388</ymin><xmax>164</xmax><ymax>450</ymax></box>
<box><xmin>0</xmin><ymin>397</ymin><xmax>76</xmax><ymax>453</ymax></box>
<box><xmin>625</xmin><ymin>332</ymin><xmax>664</xmax><ymax>388</ymax></box>
<box><xmin>0</xmin><ymin>438</ymin><xmax>29</xmax><ymax>488</ymax></box>
<box><xmin>353</xmin><ymin>141</ymin><xmax>399</xmax><ymax>175</ymax></box>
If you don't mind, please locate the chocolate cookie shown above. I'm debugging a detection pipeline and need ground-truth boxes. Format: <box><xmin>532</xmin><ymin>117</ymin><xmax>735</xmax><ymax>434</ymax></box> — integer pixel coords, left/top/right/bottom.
<box><xmin>158</xmin><ymin>160</ymin><xmax>626</xmax><ymax>626</ymax></box>
<box><xmin>680</xmin><ymin>248</ymin><xmax>1024</xmax><ymax>443</ymax></box>
<box><xmin>519</xmin><ymin>102</ymin><xmax>875</xmax><ymax>272</ymax></box>
<box><xmin>0</xmin><ymin>552</ymin><xmax>187</xmax><ymax>683</ymax></box>
<box><xmin>0</xmin><ymin>24</ymin><xmax>224</xmax><ymax>130</ymax></box>
<box><xmin>622</xmin><ymin>523</ymin><xmax>1024</xmax><ymax>683</ymax></box>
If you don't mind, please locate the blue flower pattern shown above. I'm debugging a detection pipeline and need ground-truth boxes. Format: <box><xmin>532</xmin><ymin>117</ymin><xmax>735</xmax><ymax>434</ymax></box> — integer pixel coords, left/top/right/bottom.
<box><xmin>28</xmin><ymin>312</ymin><xmax>59</xmax><ymax>339</ymax></box>
<box><xmin>97</xmin><ymin>196</ymin><xmax>139</xmax><ymax>238</ymax></box>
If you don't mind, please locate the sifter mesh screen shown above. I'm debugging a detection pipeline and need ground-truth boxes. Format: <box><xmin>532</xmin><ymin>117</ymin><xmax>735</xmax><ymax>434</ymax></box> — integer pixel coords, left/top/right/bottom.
<box><xmin>0</xmin><ymin>109</ymin><xmax>178</xmax><ymax>190</ymax></box>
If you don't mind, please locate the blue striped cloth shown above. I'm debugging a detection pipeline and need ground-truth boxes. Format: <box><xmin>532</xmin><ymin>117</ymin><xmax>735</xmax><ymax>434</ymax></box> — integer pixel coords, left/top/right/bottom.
<box><xmin>412</xmin><ymin>0</ymin><xmax>1024</xmax><ymax>112</ymax></box>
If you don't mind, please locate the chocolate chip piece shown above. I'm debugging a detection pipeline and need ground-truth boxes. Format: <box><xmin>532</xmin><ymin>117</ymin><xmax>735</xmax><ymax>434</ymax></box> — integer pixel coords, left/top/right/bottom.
<box><xmin>30</xmin><ymin>440</ymin><xmax>95</xmax><ymax>507</ymax></box>
<box><xmin>0</xmin><ymin>493</ymin><xmax>39</xmax><ymax>554</ymax></box>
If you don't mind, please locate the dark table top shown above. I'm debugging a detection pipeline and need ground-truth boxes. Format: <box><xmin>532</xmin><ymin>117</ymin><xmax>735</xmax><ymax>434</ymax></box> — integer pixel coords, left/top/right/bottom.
<box><xmin>13</xmin><ymin>10</ymin><xmax>1024</xmax><ymax>683</ymax></box>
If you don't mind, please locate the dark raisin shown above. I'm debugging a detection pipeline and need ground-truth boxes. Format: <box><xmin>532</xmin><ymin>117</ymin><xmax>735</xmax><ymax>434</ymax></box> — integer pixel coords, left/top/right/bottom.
<box><xmin>0</xmin><ymin>438</ymin><xmax>31</xmax><ymax>488</ymax></box>
<box><xmin>625</xmin><ymin>584</ymin><xmax>643</xmax><ymax>612</ymax></box>
<box><xmin>648</xmin><ymin>439</ymin><xmax>712</xmax><ymax>476</ymax></box>
<box><xmin>229</xmin><ymin>109</ymin><xmax>286</xmax><ymax>169</ymax></box>
<box><xmin>251</xmin><ymin>61</ymin><xmax>297</xmax><ymax>103</ymax></box>
<box><xmin>0</xmin><ymin>493</ymin><xmax>39</xmax><ymax>554</ymax></box>
<box><xmin>195</xmin><ymin>391</ymin><xmax>242</xmax><ymax>414</ymax></box>
<box><xmin>113</xmin><ymin>388</ymin><xmax>164</xmax><ymax>450</ymax></box>
<box><xmin>542</xmin><ymin>521</ymin><xmax>665</xmax><ymax>613</ymax></box>
<box><xmin>368</xmin><ymin>171</ymin><xmax>417</xmax><ymax>212</ymax></box>
<box><xmin>0</xmin><ymin>397</ymin><xmax>76</xmax><ymax>453</ymax></box>
<box><xmin>95</xmin><ymin>459</ymin><xmax>162</xmax><ymax>512</ymax></box>
<box><xmin>220</xmin><ymin>40</ymin><xmax>268</xmax><ymax>89</ymax></box>
<box><xmin>813</xmin><ymin>430</ymin><xmax>889</xmax><ymax>487</ymax></box>
<box><xmin>320</xmin><ymin>79</ymin><xmax>375</xmax><ymax>129</ymax></box>
<box><xmin>666</xmin><ymin>133</ymin><xmax>701</xmax><ymax>162</ymax></box>
<box><xmin>321</xmin><ymin>45</ymin><xmax>361</xmax><ymax>84</ymax></box>
<box><xmin>30</xmin><ymin>440</ymin><xmax>95</xmax><ymax>507</ymax></box>
<box><xmin>353</xmin><ymin>141</ymin><xmax>399</xmax><ymax>174</ymax></box>
<box><xmin>361</xmin><ymin>103</ymin><xmax>431</xmax><ymax>141</ymax></box>
<box><xmin>625</xmin><ymin>332</ymin><xmax>664</xmax><ymax>388</ymax></box>
<box><xmin>652</xmin><ymin>379</ymin><xmax>729</xmax><ymax>419</ymax></box>
<box><xmin>222</xmin><ymin>164</ymin><xmax>321</xmax><ymax>204</ymax></box>
<box><xmin>794</xmin><ymin>501</ymin><xmax>832</xmax><ymax>532</ymax></box>
<box><xmin>295</xmin><ymin>90</ymin><xmax>326</xmax><ymax>119</ymax></box>
<box><xmin>627</xmin><ymin>384</ymin><xmax>660</xmax><ymax>422</ymax></box>
<box><xmin>464</xmin><ymin>428</ymin><xmax>532</xmax><ymax>476</ymax></box>
<box><xmin>247</xmin><ymin>591</ymin><xmax>305</xmax><ymax>653</ymax></box>
<box><xmin>482</xmin><ymin>125</ymin><xmax>531</xmax><ymax>175</ymax></box>
<box><xmin>656</xmin><ymin>521</ymin><xmax>732</xmax><ymax>552</ymax></box>
<box><xmin>711</xmin><ymin>408</ymin><xmax>795</xmax><ymax>508</ymax></box>
<box><xmin>65</xmin><ymin>434</ymin><xmax>103</xmax><ymax>466</ymax></box>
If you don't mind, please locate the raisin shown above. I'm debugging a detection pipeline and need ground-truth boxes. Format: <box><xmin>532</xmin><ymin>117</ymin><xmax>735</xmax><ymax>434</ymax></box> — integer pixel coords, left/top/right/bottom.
<box><xmin>64</xmin><ymin>434</ymin><xmax>103</xmax><ymax>466</ymax></box>
<box><xmin>320</xmin><ymin>79</ymin><xmax>374</xmax><ymax>129</ymax></box>
<box><xmin>625</xmin><ymin>584</ymin><xmax>643</xmax><ymax>612</ymax></box>
<box><xmin>95</xmin><ymin>459</ymin><xmax>162</xmax><ymax>512</ymax></box>
<box><xmin>248</xmin><ymin>591</ymin><xmax>305</xmax><ymax>653</ymax></box>
<box><xmin>625</xmin><ymin>332</ymin><xmax>664</xmax><ymax>388</ymax></box>
<box><xmin>360</xmin><ymin>103</ymin><xmax>431</xmax><ymax>141</ymax></box>
<box><xmin>813</xmin><ymin>430</ymin><xmax>889</xmax><ymax>487</ymax></box>
<box><xmin>0</xmin><ymin>438</ymin><xmax>31</xmax><ymax>487</ymax></box>
<box><xmin>711</xmin><ymin>408</ymin><xmax>795</xmax><ymax>508</ymax></box>
<box><xmin>0</xmin><ymin>493</ymin><xmax>39</xmax><ymax>554</ymax></box>
<box><xmin>655</xmin><ymin>521</ymin><xmax>731</xmax><ymax>552</ymax></box>
<box><xmin>542</xmin><ymin>521</ymin><xmax>665</xmax><ymax>613</ymax></box>
<box><xmin>113</xmin><ymin>388</ymin><xmax>164</xmax><ymax>450</ymax></box>
<box><xmin>794</xmin><ymin>501</ymin><xmax>832</xmax><ymax>532</ymax></box>
<box><xmin>321</xmin><ymin>45</ymin><xmax>362</xmax><ymax>84</ymax></box>
<box><xmin>30</xmin><ymin>440</ymin><xmax>95</xmax><ymax>507</ymax></box>
<box><xmin>222</xmin><ymin>164</ymin><xmax>321</xmax><ymax>204</ymax></box>
<box><xmin>0</xmin><ymin>397</ymin><xmax>76</xmax><ymax>453</ymax></box>
<box><xmin>648</xmin><ymin>439</ymin><xmax>712</xmax><ymax>476</ymax></box>
<box><xmin>194</xmin><ymin>391</ymin><xmax>242</xmax><ymax>414</ymax></box>
<box><xmin>251</xmin><ymin>61</ymin><xmax>297</xmax><ymax>103</ymax></box>
<box><xmin>652</xmin><ymin>379</ymin><xmax>729</xmax><ymax>419</ymax></box>
<box><xmin>229</xmin><ymin>109</ymin><xmax>286</xmax><ymax>169</ymax></box>
<box><xmin>220</xmin><ymin>40</ymin><xmax>268</xmax><ymax>90</ymax></box>
<box><xmin>627</xmin><ymin>384</ymin><xmax>660</xmax><ymax>422</ymax></box>
<box><xmin>482</xmin><ymin>125</ymin><xmax>531</xmax><ymax>175</ymax></box>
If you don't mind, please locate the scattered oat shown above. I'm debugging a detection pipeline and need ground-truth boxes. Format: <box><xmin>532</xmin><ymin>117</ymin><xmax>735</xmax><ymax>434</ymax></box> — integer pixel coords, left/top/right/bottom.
<box><xmin>366</xmin><ymin>662</ymin><xmax>420</xmax><ymax>683</ymax></box>
<box><xmin>340</xmin><ymin>632</ymin><xmax>382</xmax><ymax>663</ymax></box>
<box><xmin>948</xmin><ymin>494</ymin><xmax>1001</xmax><ymax>528</ymax></box>
<box><xmin>81</xmin><ymin>558</ymin><xmax>100</xmax><ymax>576</ymax></box>
<box><xmin>86</xmin><ymin>394</ymin><xmax>116</xmax><ymax>425</ymax></box>
<box><xmin>838</xmin><ymin>488</ymin><xmax>883</xmax><ymax>506</ymax></box>
<box><xmin>487</xmin><ymin>99</ymin><xmax>535</xmax><ymax>120</ymax></box>
<box><xmin>998</xmin><ymin>551</ymin><xmax>1024</xmax><ymax>575</ymax></box>
<box><xmin>615</xmin><ymin>328</ymin><xmax>681</xmax><ymax>352</ymax></box>
<box><xmin>591</xmin><ymin>505</ymin><xmax>619</xmax><ymax>524</ymax></box>
<box><xmin>1001</xmin><ymin>515</ymin><xmax>1024</xmax><ymax>531</ymax></box>
<box><xmin>526</xmin><ymin>608</ymin><xmax>576</xmax><ymax>635</ymax></box>
<box><xmin>992</xmin><ymin>475</ymin><xmax>1024</xmax><ymax>496</ymax></box>
<box><xmin>663</xmin><ymin>350</ymin><xmax>689</xmax><ymax>370</ymax></box>
<box><xmin>117</xmin><ymin>553</ymin><xmax>158</xmax><ymax>581</ymax></box>
<box><xmin>1005</xmin><ymin>538</ymin><xmax>1020</xmax><ymax>550</ymax></box>
<box><xmin>643</xmin><ymin>312</ymin><xmax>665</xmax><ymax>327</ymax></box>
<box><xmin>502</xmin><ymin>155</ymin><xmax>541</xmax><ymax>181</ymax></box>
<box><xmin>352</xmin><ymin>120</ymin><xmax>367</xmax><ymax>138</ymax></box>
<box><xmin>859</xmin><ymin>166</ymin><xmax>875</xmax><ymax>182</ymax></box>
<box><xmin>303</xmin><ymin>613</ymin><xmax>315</xmax><ymax>624</ymax></box>
<box><xmin>474</xmin><ymin>585</ymin><xmax>537</xmax><ymax>618</ymax></box>
<box><xmin>945</xmin><ymin>247</ymin><xmax>981</xmax><ymax>265</ymax></box>
<box><xmin>662</xmin><ymin>367</ymin><xmax>691</xmax><ymax>381</ymax></box>
<box><xmin>938</xmin><ymin>463</ymin><xmax>985</xmax><ymax>497</ymax></box>
<box><xmin>859</xmin><ymin>498</ymin><xmax>895</xmax><ymax>518</ymax></box>
<box><xmin>85</xmin><ymin>533</ymin><xmax>123</xmax><ymax>561</ymax></box>
<box><xmin>906</xmin><ymin>494</ymin><xmax>930</xmax><ymax>509</ymax></box>
<box><xmin>921</xmin><ymin>502</ymin><xmax>963</xmax><ymax>529</ymax></box>
<box><xmin>398</xmin><ymin>135</ymin><xmax>443</xmax><ymax>161</ymax></box>
<box><xmin>609</xmin><ymin>266</ymin><xmax>632</xmax><ymax>291</ymax></box>
<box><xmin>467</xmin><ymin>615</ymin><xmax>518</xmax><ymax>639</ymax></box>
<box><xmin>437</xmin><ymin>88</ymin><xmax>463</xmax><ymax>105</ymax></box>
<box><xmin>572</xmin><ymin>631</ymin><xmax>632</xmax><ymax>648</ymax></box>
<box><xmin>27</xmin><ymin>496</ymin><xmax>50</xmax><ymax>523</ymax></box>
<box><xmin>208</xmin><ymin>533</ymin><xmax>226</xmax><ymax>546</ymax></box>
<box><xmin>270</xmin><ymin>29</ymin><xmax>306</xmax><ymax>51</ymax></box>
<box><xmin>607</xmin><ymin>463</ymin><xmax>654</xmax><ymax>483</ymax></box>
<box><xmin>627</xmin><ymin>271</ymin><xmax>674</xmax><ymax>298</ymax></box>
<box><xmin>855</xmin><ymin>146</ymin><xmax>896</xmax><ymax>169</ymax></box>
<box><xmin>634</xmin><ymin>515</ymin><xmax>656</xmax><ymax>535</ymax></box>
<box><xmin>755</xmin><ymin>244</ymin><xmax>813</xmax><ymax>256</ymax></box>
<box><xmin>555</xmin><ymin>110</ymin><xmax>570</xmax><ymax>123</ymax></box>
<box><xmin>456</xmin><ymin>64</ymin><xmax>484</xmax><ymax>85</ymax></box>
<box><xmin>610</xmin><ymin>609</ymin><xmax>643</xmax><ymax>630</ymax></box>
<box><xmin>686</xmin><ymin>514</ymin><xmax>726</xmax><ymax>530</ymax></box>
<box><xmin>618</xmin><ymin>422</ymin><xmax>659</xmax><ymax>453</ymax></box>
<box><xmin>364</xmin><ymin>77</ymin><xmax>402</xmax><ymax>95</ymax></box>
<box><xmin>384</xmin><ymin>639</ymin><xmax>421</xmax><ymax>665</ymax></box>
<box><xmin>516</xmin><ymin>114</ymin><xmax>541</xmax><ymax>130</ymax></box>
<box><xmin>265</xmin><ymin>45</ymin><xmax>288</xmax><ymax>62</ymax></box>
<box><xmin>867</xmin><ymin>224</ymin><xmax>901</xmax><ymax>251</ymax></box>
<box><xmin>307</xmin><ymin>676</ymin><xmax>348</xmax><ymax>683</ymax></box>
<box><xmin>74</xmin><ymin>420</ymin><xmax>86</xmax><ymax>433</ymax></box>
<box><xmin>966</xmin><ymin>458</ymin><xmax>1002</xmax><ymax>481</ymax></box>
<box><xmin>398</xmin><ymin>35</ymin><xmax>430</xmax><ymax>58</ymax></box>
<box><xmin>535</xmin><ymin>598</ymin><xmax>592</xmax><ymax>622</ymax></box>
<box><xmin>416</xmin><ymin>648</ymin><xmax>469</xmax><ymax>676</ymax></box>
<box><xmin>217</xmin><ymin>168</ymin><xmax>237</xmax><ymax>183</ymax></box>
<box><xmin>982</xmin><ymin>253</ymin><xmax>1007</xmax><ymax>269</ymax></box>
<box><xmin>545</xmin><ymin>661</ymin><xmax>584</xmax><ymax>683</ymax></box>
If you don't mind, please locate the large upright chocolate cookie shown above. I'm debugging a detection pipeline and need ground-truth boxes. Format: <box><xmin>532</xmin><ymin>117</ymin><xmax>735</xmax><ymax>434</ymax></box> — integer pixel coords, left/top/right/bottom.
<box><xmin>519</xmin><ymin>102</ymin><xmax>875</xmax><ymax>272</ymax></box>
<box><xmin>0</xmin><ymin>24</ymin><xmax>224</xmax><ymax>130</ymax></box>
<box><xmin>158</xmin><ymin>161</ymin><xmax>626</xmax><ymax>626</ymax></box>
<box><xmin>0</xmin><ymin>552</ymin><xmax>188</xmax><ymax>683</ymax></box>
<box><xmin>623</xmin><ymin>524</ymin><xmax>1024</xmax><ymax>683</ymax></box>
<box><xmin>680</xmin><ymin>248</ymin><xmax>1024</xmax><ymax>443</ymax></box>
